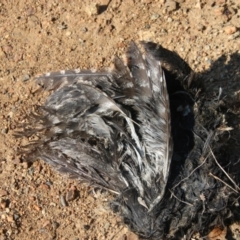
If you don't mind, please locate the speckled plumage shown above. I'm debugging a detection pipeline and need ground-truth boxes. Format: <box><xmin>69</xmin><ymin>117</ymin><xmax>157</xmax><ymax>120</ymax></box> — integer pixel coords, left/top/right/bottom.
<box><xmin>17</xmin><ymin>42</ymin><xmax>240</xmax><ymax>239</ymax></box>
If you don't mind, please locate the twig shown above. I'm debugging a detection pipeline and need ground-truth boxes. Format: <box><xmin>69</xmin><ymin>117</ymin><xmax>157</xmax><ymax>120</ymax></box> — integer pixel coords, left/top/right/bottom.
<box><xmin>169</xmin><ymin>189</ymin><xmax>193</xmax><ymax>206</ymax></box>
<box><xmin>209</xmin><ymin>172</ymin><xmax>239</xmax><ymax>194</ymax></box>
<box><xmin>110</xmin><ymin>226</ymin><xmax>125</xmax><ymax>240</ymax></box>
<box><xmin>210</xmin><ymin>148</ymin><xmax>240</xmax><ymax>192</ymax></box>
<box><xmin>172</xmin><ymin>153</ymin><xmax>210</xmax><ymax>190</ymax></box>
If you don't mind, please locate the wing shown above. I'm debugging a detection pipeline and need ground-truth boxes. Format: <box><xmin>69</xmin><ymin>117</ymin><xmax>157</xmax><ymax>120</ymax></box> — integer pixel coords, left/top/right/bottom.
<box><xmin>18</xmin><ymin>42</ymin><xmax>172</xmax><ymax>210</ymax></box>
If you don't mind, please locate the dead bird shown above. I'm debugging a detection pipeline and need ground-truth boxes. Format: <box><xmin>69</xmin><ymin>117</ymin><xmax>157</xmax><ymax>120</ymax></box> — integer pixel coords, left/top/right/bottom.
<box><xmin>16</xmin><ymin>42</ymin><xmax>240</xmax><ymax>239</ymax></box>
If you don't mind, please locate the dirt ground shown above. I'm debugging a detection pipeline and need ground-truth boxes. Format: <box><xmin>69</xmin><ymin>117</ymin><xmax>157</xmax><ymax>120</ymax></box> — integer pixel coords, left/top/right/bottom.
<box><xmin>0</xmin><ymin>0</ymin><xmax>240</xmax><ymax>239</ymax></box>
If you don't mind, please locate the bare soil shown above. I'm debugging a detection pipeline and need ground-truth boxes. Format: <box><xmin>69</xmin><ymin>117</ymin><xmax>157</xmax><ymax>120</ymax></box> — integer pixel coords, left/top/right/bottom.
<box><xmin>0</xmin><ymin>0</ymin><xmax>240</xmax><ymax>239</ymax></box>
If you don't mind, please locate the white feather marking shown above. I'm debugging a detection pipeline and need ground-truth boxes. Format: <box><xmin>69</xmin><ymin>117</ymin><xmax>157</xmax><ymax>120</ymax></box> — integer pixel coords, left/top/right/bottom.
<box><xmin>139</xmin><ymin>81</ymin><xmax>149</xmax><ymax>87</ymax></box>
<box><xmin>91</xmin><ymin>68</ymin><xmax>97</xmax><ymax>73</ymax></box>
<box><xmin>138</xmin><ymin>197</ymin><xmax>149</xmax><ymax>209</ymax></box>
<box><xmin>122</xmin><ymin>162</ymin><xmax>144</xmax><ymax>196</ymax></box>
<box><xmin>74</xmin><ymin>68</ymin><xmax>81</xmax><ymax>73</ymax></box>
<box><xmin>125</xmin><ymin>82</ymin><xmax>134</xmax><ymax>88</ymax></box>
<box><xmin>53</xmin><ymin>126</ymin><xmax>62</xmax><ymax>133</ymax></box>
<box><xmin>138</xmin><ymin>62</ymin><xmax>146</xmax><ymax>69</ymax></box>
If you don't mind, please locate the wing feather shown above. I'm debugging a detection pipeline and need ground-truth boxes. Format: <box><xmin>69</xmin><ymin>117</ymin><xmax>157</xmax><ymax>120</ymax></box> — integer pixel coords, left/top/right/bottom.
<box><xmin>17</xmin><ymin>41</ymin><xmax>173</xmax><ymax>233</ymax></box>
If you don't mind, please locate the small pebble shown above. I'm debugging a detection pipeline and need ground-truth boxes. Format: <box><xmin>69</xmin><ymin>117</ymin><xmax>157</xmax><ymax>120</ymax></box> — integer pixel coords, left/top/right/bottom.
<box><xmin>165</xmin><ymin>0</ymin><xmax>177</xmax><ymax>12</ymax></box>
<box><xmin>66</xmin><ymin>189</ymin><xmax>76</xmax><ymax>202</ymax></box>
<box><xmin>60</xmin><ymin>194</ymin><xmax>67</xmax><ymax>207</ymax></box>
<box><xmin>42</xmin><ymin>220</ymin><xmax>51</xmax><ymax>228</ymax></box>
<box><xmin>13</xmin><ymin>213</ymin><xmax>20</xmax><ymax>221</ymax></box>
<box><xmin>82</xmin><ymin>27</ymin><xmax>88</xmax><ymax>33</ymax></box>
<box><xmin>33</xmin><ymin>204</ymin><xmax>41</xmax><ymax>212</ymax></box>
<box><xmin>22</xmin><ymin>74</ymin><xmax>30</xmax><ymax>82</ymax></box>
<box><xmin>52</xmin><ymin>221</ymin><xmax>59</xmax><ymax>229</ymax></box>
<box><xmin>1</xmin><ymin>128</ymin><xmax>8</xmax><ymax>134</ymax></box>
<box><xmin>66</xmin><ymin>31</ymin><xmax>72</xmax><ymax>36</ymax></box>
<box><xmin>205</xmin><ymin>45</ymin><xmax>210</xmax><ymax>50</ymax></box>
<box><xmin>224</xmin><ymin>26</ymin><xmax>237</xmax><ymax>35</ymax></box>
<box><xmin>85</xmin><ymin>3</ymin><xmax>99</xmax><ymax>16</ymax></box>
<box><xmin>151</xmin><ymin>14</ymin><xmax>160</xmax><ymax>20</ymax></box>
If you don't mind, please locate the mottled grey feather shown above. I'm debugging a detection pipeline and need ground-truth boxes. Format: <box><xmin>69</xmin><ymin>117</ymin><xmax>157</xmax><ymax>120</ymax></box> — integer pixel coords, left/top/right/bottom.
<box><xmin>20</xmin><ymin>42</ymin><xmax>172</xmax><ymax>212</ymax></box>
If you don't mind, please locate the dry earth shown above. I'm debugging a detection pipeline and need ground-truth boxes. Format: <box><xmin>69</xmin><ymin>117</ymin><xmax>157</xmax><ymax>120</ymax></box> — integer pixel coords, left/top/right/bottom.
<box><xmin>0</xmin><ymin>0</ymin><xmax>240</xmax><ymax>239</ymax></box>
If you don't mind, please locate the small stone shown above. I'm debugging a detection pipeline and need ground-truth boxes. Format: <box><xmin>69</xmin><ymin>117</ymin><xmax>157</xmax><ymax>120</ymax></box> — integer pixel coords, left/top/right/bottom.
<box><xmin>82</xmin><ymin>27</ymin><xmax>88</xmax><ymax>33</ymax></box>
<box><xmin>224</xmin><ymin>26</ymin><xmax>237</xmax><ymax>35</ymax></box>
<box><xmin>151</xmin><ymin>14</ymin><xmax>160</xmax><ymax>20</ymax></box>
<box><xmin>66</xmin><ymin>31</ymin><xmax>72</xmax><ymax>36</ymax></box>
<box><xmin>33</xmin><ymin>204</ymin><xmax>41</xmax><ymax>212</ymax></box>
<box><xmin>165</xmin><ymin>0</ymin><xmax>177</xmax><ymax>12</ymax></box>
<box><xmin>52</xmin><ymin>221</ymin><xmax>60</xmax><ymax>229</ymax></box>
<box><xmin>13</xmin><ymin>213</ymin><xmax>20</xmax><ymax>221</ymax></box>
<box><xmin>197</xmin><ymin>24</ymin><xmax>205</xmax><ymax>31</ymax></box>
<box><xmin>1</xmin><ymin>128</ymin><xmax>8</xmax><ymax>134</ymax></box>
<box><xmin>195</xmin><ymin>0</ymin><xmax>202</xmax><ymax>9</ymax></box>
<box><xmin>22</xmin><ymin>74</ymin><xmax>30</xmax><ymax>82</ymax></box>
<box><xmin>205</xmin><ymin>45</ymin><xmax>210</xmax><ymax>50</ymax></box>
<box><xmin>66</xmin><ymin>189</ymin><xmax>76</xmax><ymax>202</ymax></box>
<box><xmin>85</xmin><ymin>3</ymin><xmax>100</xmax><ymax>16</ymax></box>
<box><xmin>42</xmin><ymin>220</ymin><xmax>51</xmax><ymax>228</ymax></box>
<box><xmin>60</xmin><ymin>194</ymin><xmax>67</xmax><ymax>207</ymax></box>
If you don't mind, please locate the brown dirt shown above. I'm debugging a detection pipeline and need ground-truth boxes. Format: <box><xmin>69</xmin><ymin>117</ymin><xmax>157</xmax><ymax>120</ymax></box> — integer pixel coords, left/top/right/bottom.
<box><xmin>0</xmin><ymin>0</ymin><xmax>240</xmax><ymax>239</ymax></box>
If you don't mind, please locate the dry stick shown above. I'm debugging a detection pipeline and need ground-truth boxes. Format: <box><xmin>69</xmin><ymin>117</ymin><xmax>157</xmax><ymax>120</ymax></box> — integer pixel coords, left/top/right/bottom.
<box><xmin>172</xmin><ymin>153</ymin><xmax>210</xmax><ymax>190</ymax></box>
<box><xmin>110</xmin><ymin>226</ymin><xmax>125</xmax><ymax>240</ymax></box>
<box><xmin>169</xmin><ymin>189</ymin><xmax>193</xmax><ymax>206</ymax></box>
<box><xmin>209</xmin><ymin>148</ymin><xmax>240</xmax><ymax>192</ymax></box>
<box><xmin>209</xmin><ymin>172</ymin><xmax>239</xmax><ymax>194</ymax></box>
